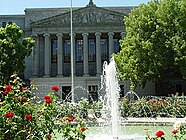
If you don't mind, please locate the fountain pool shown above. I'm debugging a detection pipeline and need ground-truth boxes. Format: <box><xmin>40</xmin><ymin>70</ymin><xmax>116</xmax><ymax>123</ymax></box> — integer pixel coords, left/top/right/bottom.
<box><xmin>55</xmin><ymin>124</ymin><xmax>174</xmax><ymax>140</ymax></box>
<box><xmin>85</xmin><ymin>124</ymin><xmax>173</xmax><ymax>140</ymax></box>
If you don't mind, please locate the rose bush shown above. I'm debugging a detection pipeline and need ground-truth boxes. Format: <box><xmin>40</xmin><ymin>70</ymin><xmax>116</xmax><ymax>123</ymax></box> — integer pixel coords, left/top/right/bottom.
<box><xmin>0</xmin><ymin>74</ymin><xmax>59</xmax><ymax>139</ymax></box>
<box><xmin>58</xmin><ymin>116</ymin><xmax>86</xmax><ymax>140</ymax></box>
<box><xmin>119</xmin><ymin>95</ymin><xmax>186</xmax><ymax>118</ymax></box>
<box><xmin>145</xmin><ymin>124</ymin><xmax>186</xmax><ymax>140</ymax></box>
<box><xmin>0</xmin><ymin>74</ymin><xmax>86</xmax><ymax>140</ymax></box>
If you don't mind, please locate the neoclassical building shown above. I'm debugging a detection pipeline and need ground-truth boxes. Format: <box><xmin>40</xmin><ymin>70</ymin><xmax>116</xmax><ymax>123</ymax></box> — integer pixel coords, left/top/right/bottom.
<box><xmin>0</xmin><ymin>0</ymin><xmax>156</xmax><ymax>101</ymax></box>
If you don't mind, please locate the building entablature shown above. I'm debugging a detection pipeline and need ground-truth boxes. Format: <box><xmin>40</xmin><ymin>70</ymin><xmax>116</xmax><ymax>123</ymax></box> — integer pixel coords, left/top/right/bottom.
<box><xmin>31</xmin><ymin>26</ymin><xmax>125</xmax><ymax>35</ymax></box>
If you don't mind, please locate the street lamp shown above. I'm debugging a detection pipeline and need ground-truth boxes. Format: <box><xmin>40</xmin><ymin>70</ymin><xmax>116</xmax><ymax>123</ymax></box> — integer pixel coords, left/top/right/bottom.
<box><xmin>70</xmin><ymin>0</ymin><xmax>75</xmax><ymax>103</ymax></box>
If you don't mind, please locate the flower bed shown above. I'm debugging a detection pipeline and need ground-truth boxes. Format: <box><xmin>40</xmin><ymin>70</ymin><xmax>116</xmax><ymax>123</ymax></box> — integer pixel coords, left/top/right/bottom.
<box><xmin>0</xmin><ymin>74</ymin><xmax>86</xmax><ymax>140</ymax></box>
<box><xmin>119</xmin><ymin>96</ymin><xmax>186</xmax><ymax>118</ymax></box>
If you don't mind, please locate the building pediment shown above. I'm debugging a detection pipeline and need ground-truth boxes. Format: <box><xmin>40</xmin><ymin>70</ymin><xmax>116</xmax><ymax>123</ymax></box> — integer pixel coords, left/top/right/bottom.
<box><xmin>31</xmin><ymin>6</ymin><xmax>126</xmax><ymax>27</ymax></box>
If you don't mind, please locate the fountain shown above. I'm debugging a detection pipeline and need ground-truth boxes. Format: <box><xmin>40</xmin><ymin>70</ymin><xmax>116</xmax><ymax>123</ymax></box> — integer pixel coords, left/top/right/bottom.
<box><xmin>101</xmin><ymin>57</ymin><xmax>121</xmax><ymax>138</ymax></box>
<box><xmin>86</xmin><ymin>57</ymin><xmax>145</xmax><ymax>140</ymax></box>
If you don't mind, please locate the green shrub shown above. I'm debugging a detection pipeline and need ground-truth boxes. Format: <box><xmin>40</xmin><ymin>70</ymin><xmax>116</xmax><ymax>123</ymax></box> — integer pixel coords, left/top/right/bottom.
<box><xmin>0</xmin><ymin>74</ymin><xmax>86</xmax><ymax>140</ymax></box>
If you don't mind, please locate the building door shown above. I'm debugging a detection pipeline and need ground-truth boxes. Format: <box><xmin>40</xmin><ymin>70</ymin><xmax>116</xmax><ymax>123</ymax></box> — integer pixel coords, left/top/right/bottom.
<box><xmin>62</xmin><ymin>86</ymin><xmax>71</xmax><ymax>102</ymax></box>
<box><xmin>120</xmin><ymin>85</ymin><xmax>124</xmax><ymax>98</ymax></box>
<box><xmin>88</xmin><ymin>85</ymin><xmax>98</xmax><ymax>103</ymax></box>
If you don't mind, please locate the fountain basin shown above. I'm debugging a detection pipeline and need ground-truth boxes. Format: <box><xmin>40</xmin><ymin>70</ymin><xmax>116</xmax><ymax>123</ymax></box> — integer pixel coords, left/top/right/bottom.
<box><xmin>83</xmin><ymin>121</ymin><xmax>175</xmax><ymax>140</ymax></box>
<box><xmin>86</xmin><ymin>134</ymin><xmax>145</xmax><ymax>140</ymax></box>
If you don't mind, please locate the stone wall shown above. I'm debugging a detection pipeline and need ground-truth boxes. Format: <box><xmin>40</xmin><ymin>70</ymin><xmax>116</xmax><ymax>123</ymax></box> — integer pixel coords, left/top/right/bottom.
<box><xmin>0</xmin><ymin>15</ymin><xmax>25</xmax><ymax>29</ymax></box>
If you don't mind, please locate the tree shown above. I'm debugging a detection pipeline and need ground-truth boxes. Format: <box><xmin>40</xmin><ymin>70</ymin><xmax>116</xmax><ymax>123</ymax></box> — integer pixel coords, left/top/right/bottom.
<box><xmin>114</xmin><ymin>0</ymin><xmax>186</xmax><ymax>90</ymax></box>
<box><xmin>0</xmin><ymin>23</ymin><xmax>35</xmax><ymax>83</ymax></box>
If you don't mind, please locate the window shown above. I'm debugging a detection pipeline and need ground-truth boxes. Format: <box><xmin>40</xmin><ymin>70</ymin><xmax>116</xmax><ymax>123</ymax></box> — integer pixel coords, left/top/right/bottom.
<box><xmin>114</xmin><ymin>39</ymin><xmax>120</xmax><ymax>53</ymax></box>
<box><xmin>51</xmin><ymin>40</ymin><xmax>57</xmax><ymax>63</ymax></box>
<box><xmin>2</xmin><ymin>22</ymin><xmax>6</xmax><ymax>28</ymax></box>
<box><xmin>88</xmin><ymin>85</ymin><xmax>98</xmax><ymax>103</ymax></box>
<box><xmin>64</xmin><ymin>40</ymin><xmax>71</xmax><ymax>62</ymax></box>
<box><xmin>62</xmin><ymin>86</ymin><xmax>71</xmax><ymax>102</ymax></box>
<box><xmin>120</xmin><ymin>85</ymin><xmax>125</xmax><ymax>98</ymax></box>
<box><xmin>88</xmin><ymin>39</ymin><xmax>96</xmax><ymax>62</ymax></box>
<box><xmin>101</xmin><ymin>39</ymin><xmax>108</xmax><ymax>62</ymax></box>
<box><xmin>8</xmin><ymin>22</ymin><xmax>12</xmax><ymax>25</ymax></box>
<box><xmin>76</xmin><ymin>39</ymin><xmax>83</xmax><ymax>62</ymax></box>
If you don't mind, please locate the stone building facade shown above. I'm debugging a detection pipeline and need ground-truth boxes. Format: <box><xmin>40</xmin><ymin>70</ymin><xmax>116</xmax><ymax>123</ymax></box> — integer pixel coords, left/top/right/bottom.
<box><xmin>0</xmin><ymin>1</ymin><xmax>157</xmax><ymax>101</ymax></box>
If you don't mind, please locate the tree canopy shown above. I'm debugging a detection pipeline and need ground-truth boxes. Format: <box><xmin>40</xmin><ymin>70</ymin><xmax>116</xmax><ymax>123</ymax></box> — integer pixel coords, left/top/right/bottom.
<box><xmin>114</xmin><ymin>0</ymin><xmax>186</xmax><ymax>89</ymax></box>
<box><xmin>0</xmin><ymin>23</ymin><xmax>35</xmax><ymax>83</ymax></box>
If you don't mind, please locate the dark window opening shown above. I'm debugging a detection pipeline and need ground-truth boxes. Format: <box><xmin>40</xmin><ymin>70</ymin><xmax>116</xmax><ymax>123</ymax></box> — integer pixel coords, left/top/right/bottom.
<box><xmin>113</xmin><ymin>39</ymin><xmax>120</xmax><ymax>53</ymax></box>
<box><xmin>64</xmin><ymin>40</ymin><xmax>71</xmax><ymax>62</ymax></box>
<box><xmin>88</xmin><ymin>85</ymin><xmax>98</xmax><ymax>103</ymax></box>
<box><xmin>101</xmin><ymin>39</ymin><xmax>108</xmax><ymax>62</ymax></box>
<box><xmin>8</xmin><ymin>22</ymin><xmax>12</xmax><ymax>25</ymax></box>
<box><xmin>88</xmin><ymin>39</ymin><xmax>96</xmax><ymax>62</ymax></box>
<box><xmin>120</xmin><ymin>85</ymin><xmax>125</xmax><ymax>98</ymax></box>
<box><xmin>2</xmin><ymin>22</ymin><xmax>6</xmax><ymax>28</ymax></box>
<box><xmin>51</xmin><ymin>40</ymin><xmax>57</xmax><ymax>63</ymax></box>
<box><xmin>76</xmin><ymin>39</ymin><xmax>83</xmax><ymax>62</ymax></box>
<box><xmin>62</xmin><ymin>86</ymin><xmax>71</xmax><ymax>102</ymax></box>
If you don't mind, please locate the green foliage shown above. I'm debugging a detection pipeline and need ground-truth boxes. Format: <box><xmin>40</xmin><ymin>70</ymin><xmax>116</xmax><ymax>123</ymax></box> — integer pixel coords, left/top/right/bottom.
<box><xmin>0</xmin><ymin>74</ymin><xmax>86</xmax><ymax>140</ymax></box>
<box><xmin>0</xmin><ymin>23</ymin><xmax>35</xmax><ymax>83</ymax></box>
<box><xmin>114</xmin><ymin>0</ymin><xmax>186</xmax><ymax>89</ymax></box>
<box><xmin>58</xmin><ymin>117</ymin><xmax>86</xmax><ymax>140</ymax></box>
<box><xmin>177</xmin><ymin>124</ymin><xmax>186</xmax><ymax>139</ymax></box>
<box><xmin>0</xmin><ymin>74</ymin><xmax>59</xmax><ymax>139</ymax></box>
<box><xmin>145</xmin><ymin>124</ymin><xmax>186</xmax><ymax>140</ymax></box>
<box><xmin>119</xmin><ymin>95</ymin><xmax>186</xmax><ymax>118</ymax></box>
<box><xmin>52</xmin><ymin>95</ymin><xmax>186</xmax><ymax>119</ymax></box>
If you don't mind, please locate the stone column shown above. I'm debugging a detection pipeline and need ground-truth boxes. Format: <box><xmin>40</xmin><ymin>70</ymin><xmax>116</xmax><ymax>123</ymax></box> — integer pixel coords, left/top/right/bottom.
<box><xmin>44</xmin><ymin>33</ymin><xmax>51</xmax><ymax>77</ymax></box>
<box><xmin>121</xmin><ymin>32</ymin><xmax>126</xmax><ymax>39</ymax></box>
<box><xmin>82</xmin><ymin>33</ymin><xmax>89</xmax><ymax>76</ymax></box>
<box><xmin>32</xmin><ymin>34</ymin><xmax>39</xmax><ymax>77</ymax></box>
<box><xmin>69</xmin><ymin>33</ymin><xmax>76</xmax><ymax>76</ymax></box>
<box><xmin>57</xmin><ymin>33</ymin><xmax>63</xmax><ymax>77</ymax></box>
<box><xmin>108</xmin><ymin>32</ymin><xmax>114</xmax><ymax>60</ymax></box>
<box><xmin>95</xmin><ymin>32</ymin><xmax>101</xmax><ymax>76</ymax></box>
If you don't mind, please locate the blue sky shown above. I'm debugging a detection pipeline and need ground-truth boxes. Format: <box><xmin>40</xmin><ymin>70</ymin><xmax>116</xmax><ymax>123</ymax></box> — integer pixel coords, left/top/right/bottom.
<box><xmin>0</xmin><ymin>0</ymin><xmax>150</xmax><ymax>15</ymax></box>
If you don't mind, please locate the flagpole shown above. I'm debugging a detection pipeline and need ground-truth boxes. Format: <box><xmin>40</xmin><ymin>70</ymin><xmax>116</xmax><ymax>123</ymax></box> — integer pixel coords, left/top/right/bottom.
<box><xmin>70</xmin><ymin>0</ymin><xmax>75</xmax><ymax>103</ymax></box>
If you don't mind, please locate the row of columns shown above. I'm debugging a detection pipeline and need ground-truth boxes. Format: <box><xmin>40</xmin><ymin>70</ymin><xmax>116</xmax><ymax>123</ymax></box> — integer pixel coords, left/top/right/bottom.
<box><xmin>32</xmin><ymin>32</ymin><xmax>125</xmax><ymax>77</ymax></box>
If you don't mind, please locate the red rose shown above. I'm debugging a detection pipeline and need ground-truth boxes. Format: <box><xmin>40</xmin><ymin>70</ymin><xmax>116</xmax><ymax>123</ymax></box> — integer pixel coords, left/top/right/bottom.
<box><xmin>17</xmin><ymin>96</ymin><xmax>27</xmax><ymax>103</ymax></box>
<box><xmin>51</xmin><ymin>86</ymin><xmax>59</xmax><ymax>92</ymax></box>
<box><xmin>3</xmin><ymin>90</ymin><xmax>8</xmax><ymax>95</ymax></box>
<box><xmin>172</xmin><ymin>129</ymin><xmax>179</xmax><ymax>134</ymax></box>
<box><xmin>38</xmin><ymin>113</ymin><xmax>42</xmax><ymax>117</ymax></box>
<box><xmin>46</xmin><ymin>134</ymin><xmax>52</xmax><ymax>139</ymax></box>
<box><xmin>5</xmin><ymin>112</ymin><xmax>14</xmax><ymax>118</ymax></box>
<box><xmin>21</xmin><ymin>87</ymin><xmax>27</xmax><ymax>91</ymax></box>
<box><xmin>25</xmin><ymin>114</ymin><xmax>32</xmax><ymax>120</ymax></box>
<box><xmin>45</xmin><ymin>99</ymin><xmax>52</xmax><ymax>103</ymax></box>
<box><xmin>20</xmin><ymin>96</ymin><xmax>27</xmax><ymax>103</ymax></box>
<box><xmin>3</xmin><ymin>85</ymin><xmax>12</xmax><ymax>95</ymax></box>
<box><xmin>81</xmin><ymin>127</ymin><xmax>86</xmax><ymax>132</ymax></box>
<box><xmin>44</xmin><ymin>95</ymin><xmax>51</xmax><ymax>99</ymax></box>
<box><xmin>5</xmin><ymin>85</ymin><xmax>12</xmax><ymax>91</ymax></box>
<box><xmin>156</xmin><ymin>130</ymin><xmax>164</xmax><ymax>137</ymax></box>
<box><xmin>65</xmin><ymin>117</ymin><xmax>74</xmax><ymax>122</ymax></box>
<box><xmin>22</xmin><ymin>95</ymin><xmax>26</xmax><ymax>98</ymax></box>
